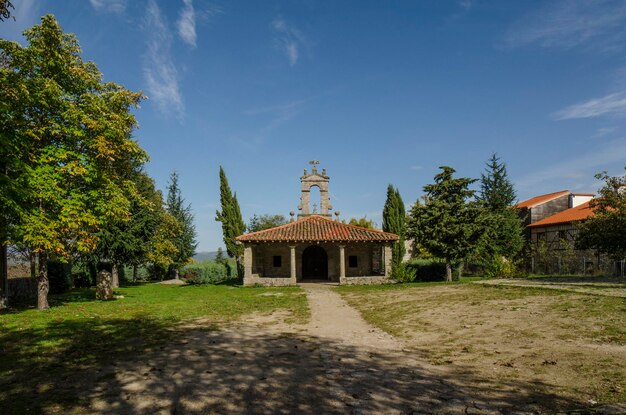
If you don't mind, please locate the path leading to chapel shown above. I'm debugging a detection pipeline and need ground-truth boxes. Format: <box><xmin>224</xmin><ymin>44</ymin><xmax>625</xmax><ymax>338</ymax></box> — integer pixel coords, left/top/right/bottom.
<box><xmin>301</xmin><ymin>283</ymin><xmax>401</xmax><ymax>350</ymax></box>
<box><xmin>84</xmin><ymin>285</ymin><xmax>581</xmax><ymax>414</ymax></box>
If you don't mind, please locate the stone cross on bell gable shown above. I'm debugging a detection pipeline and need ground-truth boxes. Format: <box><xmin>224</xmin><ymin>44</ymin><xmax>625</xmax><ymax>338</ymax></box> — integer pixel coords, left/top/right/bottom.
<box><xmin>309</xmin><ymin>160</ymin><xmax>319</xmax><ymax>173</ymax></box>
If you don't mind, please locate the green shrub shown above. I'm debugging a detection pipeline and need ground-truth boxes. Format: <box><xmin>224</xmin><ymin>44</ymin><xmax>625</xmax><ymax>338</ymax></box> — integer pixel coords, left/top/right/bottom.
<box><xmin>392</xmin><ymin>262</ymin><xmax>416</xmax><ymax>283</ymax></box>
<box><xmin>483</xmin><ymin>255</ymin><xmax>518</xmax><ymax>278</ymax></box>
<box><xmin>182</xmin><ymin>261</ymin><xmax>229</xmax><ymax>285</ymax></box>
<box><xmin>405</xmin><ymin>258</ymin><xmax>447</xmax><ymax>282</ymax></box>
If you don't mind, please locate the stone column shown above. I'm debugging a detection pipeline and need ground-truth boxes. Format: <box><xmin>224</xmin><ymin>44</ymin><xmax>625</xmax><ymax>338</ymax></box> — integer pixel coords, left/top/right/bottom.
<box><xmin>383</xmin><ymin>244</ymin><xmax>393</xmax><ymax>278</ymax></box>
<box><xmin>289</xmin><ymin>245</ymin><xmax>297</xmax><ymax>284</ymax></box>
<box><xmin>339</xmin><ymin>245</ymin><xmax>346</xmax><ymax>283</ymax></box>
<box><xmin>243</xmin><ymin>245</ymin><xmax>253</xmax><ymax>286</ymax></box>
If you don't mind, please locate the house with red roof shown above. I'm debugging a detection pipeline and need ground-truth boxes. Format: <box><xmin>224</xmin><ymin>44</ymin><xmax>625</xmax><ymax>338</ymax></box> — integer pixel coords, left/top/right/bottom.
<box><xmin>527</xmin><ymin>200</ymin><xmax>596</xmax><ymax>250</ymax></box>
<box><xmin>236</xmin><ymin>162</ymin><xmax>399</xmax><ymax>286</ymax></box>
<box><xmin>516</xmin><ymin>191</ymin><xmax>600</xmax><ymax>273</ymax></box>
<box><xmin>516</xmin><ymin>190</ymin><xmax>594</xmax><ymax>240</ymax></box>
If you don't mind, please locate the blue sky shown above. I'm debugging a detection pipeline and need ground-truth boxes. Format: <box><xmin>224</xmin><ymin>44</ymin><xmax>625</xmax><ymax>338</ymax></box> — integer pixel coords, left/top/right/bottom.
<box><xmin>2</xmin><ymin>0</ymin><xmax>626</xmax><ymax>251</ymax></box>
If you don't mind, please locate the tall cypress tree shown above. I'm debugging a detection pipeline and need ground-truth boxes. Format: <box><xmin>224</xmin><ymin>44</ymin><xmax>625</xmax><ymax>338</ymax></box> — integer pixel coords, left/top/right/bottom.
<box><xmin>166</xmin><ymin>171</ymin><xmax>198</xmax><ymax>277</ymax></box>
<box><xmin>383</xmin><ymin>184</ymin><xmax>406</xmax><ymax>265</ymax></box>
<box><xmin>216</xmin><ymin>167</ymin><xmax>245</xmax><ymax>274</ymax></box>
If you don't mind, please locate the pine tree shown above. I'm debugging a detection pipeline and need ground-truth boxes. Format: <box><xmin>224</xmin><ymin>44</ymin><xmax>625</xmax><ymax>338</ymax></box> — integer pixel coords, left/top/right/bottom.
<box><xmin>382</xmin><ymin>184</ymin><xmax>406</xmax><ymax>266</ymax></box>
<box><xmin>166</xmin><ymin>171</ymin><xmax>198</xmax><ymax>277</ymax></box>
<box><xmin>215</xmin><ymin>167</ymin><xmax>246</xmax><ymax>275</ymax></box>
<box><xmin>476</xmin><ymin>154</ymin><xmax>524</xmax><ymax>268</ymax></box>
<box><xmin>478</xmin><ymin>153</ymin><xmax>517</xmax><ymax>210</ymax></box>
<box><xmin>407</xmin><ymin>167</ymin><xmax>485</xmax><ymax>282</ymax></box>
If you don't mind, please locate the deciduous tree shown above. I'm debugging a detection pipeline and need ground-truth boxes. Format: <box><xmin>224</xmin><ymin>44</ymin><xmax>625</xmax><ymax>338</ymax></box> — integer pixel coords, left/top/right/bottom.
<box><xmin>0</xmin><ymin>1</ymin><xmax>14</xmax><ymax>21</ymax></box>
<box><xmin>345</xmin><ymin>217</ymin><xmax>376</xmax><ymax>229</ymax></box>
<box><xmin>247</xmin><ymin>214</ymin><xmax>288</xmax><ymax>232</ymax></box>
<box><xmin>1</xmin><ymin>15</ymin><xmax>147</xmax><ymax>309</ymax></box>
<box><xmin>577</xmin><ymin>169</ymin><xmax>626</xmax><ymax>263</ymax></box>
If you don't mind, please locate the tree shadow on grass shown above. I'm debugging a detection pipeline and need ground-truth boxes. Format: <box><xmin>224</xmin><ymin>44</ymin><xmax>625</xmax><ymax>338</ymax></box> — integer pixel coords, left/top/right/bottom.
<box><xmin>0</xmin><ymin>315</ymin><xmax>586</xmax><ymax>414</ymax></box>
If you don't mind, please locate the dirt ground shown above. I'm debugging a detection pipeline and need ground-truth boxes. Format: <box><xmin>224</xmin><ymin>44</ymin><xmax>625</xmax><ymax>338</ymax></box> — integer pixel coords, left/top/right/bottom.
<box><xmin>475</xmin><ymin>276</ymin><xmax>626</xmax><ymax>298</ymax></box>
<box><xmin>339</xmin><ymin>280</ymin><xmax>626</xmax><ymax>414</ymax></box>
<box><xmin>47</xmin><ymin>282</ymin><xmax>621</xmax><ymax>415</ymax></box>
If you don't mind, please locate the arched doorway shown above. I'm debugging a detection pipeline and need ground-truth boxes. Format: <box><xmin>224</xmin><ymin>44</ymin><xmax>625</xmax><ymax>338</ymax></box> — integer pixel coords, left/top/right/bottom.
<box><xmin>302</xmin><ymin>245</ymin><xmax>328</xmax><ymax>280</ymax></box>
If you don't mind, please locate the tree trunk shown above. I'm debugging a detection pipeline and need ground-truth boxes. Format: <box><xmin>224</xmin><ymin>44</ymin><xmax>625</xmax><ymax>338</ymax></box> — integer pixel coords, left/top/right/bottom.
<box><xmin>133</xmin><ymin>265</ymin><xmax>138</xmax><ymax>282</ymax></box>
<box><xmin>30</xmin><ymin>251</ymin><xmax>37</xmax><ymax>278</ymax></box>
<box><xmin>37</xmin><ymin>253</ymin><xmax>49</xmax><ymax>310</ymax></box>
<box><xmin>111</xmin><ymin>263</ymin><xmax>119</xmax><ymax>289</ymax></box>
<box><xmin>445</xmin><ymin>261</ymin><xmax>452</xmax><ymax>282</ymax></box>
<box><xmin>0</xmin><ymin>243</ymin><xmax>7</xmax><ymax>309</ymax></box>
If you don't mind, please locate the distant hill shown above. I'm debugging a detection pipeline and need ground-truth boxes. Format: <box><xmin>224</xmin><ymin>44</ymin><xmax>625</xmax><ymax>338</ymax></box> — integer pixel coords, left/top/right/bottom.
<box><xmin>193</xmin><ymin>251</ymin><xmax>218</xmax><ymax>262</ymax></box>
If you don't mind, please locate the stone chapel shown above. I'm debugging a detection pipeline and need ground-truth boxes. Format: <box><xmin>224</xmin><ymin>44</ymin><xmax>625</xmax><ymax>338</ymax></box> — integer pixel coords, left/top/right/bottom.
<box><xmin>236</xmin><ymin>161</ymin><xmax>399</xmax><ymax>286</ymax></box>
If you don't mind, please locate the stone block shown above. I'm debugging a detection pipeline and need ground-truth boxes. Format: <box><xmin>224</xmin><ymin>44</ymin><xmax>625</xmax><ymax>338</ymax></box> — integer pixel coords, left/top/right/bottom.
<box><xmin>96</xmin><ymin>271</ymin><xmax>113</xmax><ymax>300</ymax></box>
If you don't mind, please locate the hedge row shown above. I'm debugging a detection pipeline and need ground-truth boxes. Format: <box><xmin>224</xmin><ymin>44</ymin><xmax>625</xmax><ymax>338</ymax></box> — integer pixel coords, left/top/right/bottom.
<box><xmin>181</xmin><ymin>261</ymin><xmax>230</xmax><ymax>285</ymax></box>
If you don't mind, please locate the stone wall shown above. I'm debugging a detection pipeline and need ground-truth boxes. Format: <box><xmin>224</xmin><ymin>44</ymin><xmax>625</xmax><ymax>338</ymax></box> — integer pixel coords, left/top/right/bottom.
<box><xmin>340</xmin><ymin>275</ymin><xmax>392</xmax><ymax>285</ymax></box>
<box><xmin>243</xmin><ymin>275</ymin><xmax>296</xmax><ymax>287</ymax></box>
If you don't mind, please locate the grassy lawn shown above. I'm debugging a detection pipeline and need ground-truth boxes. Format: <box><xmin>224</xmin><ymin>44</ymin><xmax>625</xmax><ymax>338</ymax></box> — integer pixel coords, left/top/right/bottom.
<box><xmin>0</xmin><ymin>283</ymin><xmax>308</xmax><ymax>413</ymax></box>
<box><xmin>336</xmin><ymin>281</ymin><xmax>626</xmax><ymax>405</ymax></box>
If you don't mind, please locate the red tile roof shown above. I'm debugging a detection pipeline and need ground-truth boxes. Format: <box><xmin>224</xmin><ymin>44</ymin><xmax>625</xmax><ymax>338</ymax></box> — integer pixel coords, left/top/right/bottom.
<box><xmin>236</xmin><ymin>215</ymin><xmax>400</xmax><ymax>243</ymax></box>
<box><xmin>528</xmin><ymin>201</ymin><xmax>595</xmax><ymax>227</ymax></box>
<box><xmin>516</xmin><ymin>190</ymin><xmax>570</xmax><ymax>209</ymax></box>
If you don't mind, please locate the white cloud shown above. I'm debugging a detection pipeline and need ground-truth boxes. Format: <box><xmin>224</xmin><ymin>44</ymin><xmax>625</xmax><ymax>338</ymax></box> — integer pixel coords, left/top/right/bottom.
<box><xmin>177</xmin><ymin>0</ymin><xmax>197</xmax><ymax>48</ymax></box>
<box><xmin>272</xmin><ymin>17</ymin><xmax>306</xmax><ymax>66</ymax></box>
<box><xmin>554</xmin><ymin>92</ymin><xmax>626</xmax><ymax>120</ymax></box>
<box><xmin>143</xmin><ymin>0</ymin><xmax>184</xmax><ymax>119</ymax></box>
<box><xmin>503</xmin><ymin>1</ymin><xmax>626</xmax><ymax>50</ymax></box>
<box><xmin>89</xmin><ymin>0</ymin><xmax>126</xmax><ymax>14</ymax></box>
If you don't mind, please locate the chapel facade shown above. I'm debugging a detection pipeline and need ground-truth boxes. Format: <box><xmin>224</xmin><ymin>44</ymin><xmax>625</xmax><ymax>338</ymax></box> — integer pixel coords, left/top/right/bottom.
<box><xmin>236</xmin><ymin>161</ymin><xmax>399</xmax><ymax>286</ymax></box>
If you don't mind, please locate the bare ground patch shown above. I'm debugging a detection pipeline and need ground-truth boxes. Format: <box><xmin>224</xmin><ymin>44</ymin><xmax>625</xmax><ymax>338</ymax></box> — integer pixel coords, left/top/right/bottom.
<box><xmin>337</xmin><ymin>282</ymin><xmax>626</xmax><ymax>409</ymax></box>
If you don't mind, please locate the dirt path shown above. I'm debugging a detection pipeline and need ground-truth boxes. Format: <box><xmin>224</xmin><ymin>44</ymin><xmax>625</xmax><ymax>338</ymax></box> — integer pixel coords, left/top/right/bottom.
<box><xmin>302</xmin><ymin>283</ymin><xmax>400</xmax><ymax>350</ymax></box>
<box><xmin>79</xmin><ymin>284</ymin><xmax>613</xmax><ymax>414</ymax></box>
